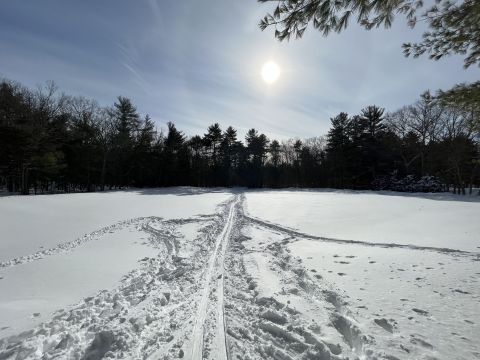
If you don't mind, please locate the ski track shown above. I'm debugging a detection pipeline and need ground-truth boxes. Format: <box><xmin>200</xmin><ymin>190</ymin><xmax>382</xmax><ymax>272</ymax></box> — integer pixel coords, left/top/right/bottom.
<box><xmin>215</xmin><ymin>201</ymin><xmax>236</xmax><ymax>360</ymax></box>
<box><xmin>190</xmin><ymin>195</ymin><xmax>237</xmax><ymax>360</ymax></box>
<box><xmin>1</xmin><ymin>193</ymin><xmax>478</xmax><ymax>359</ymax></box>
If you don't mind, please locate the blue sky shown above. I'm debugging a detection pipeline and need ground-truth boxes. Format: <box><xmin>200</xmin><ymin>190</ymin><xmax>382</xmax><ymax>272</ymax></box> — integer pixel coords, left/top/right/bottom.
<box><xmin>1</xmin><ymin>0</ymin><xmax>478</xmax><ymax>140</ymax></box>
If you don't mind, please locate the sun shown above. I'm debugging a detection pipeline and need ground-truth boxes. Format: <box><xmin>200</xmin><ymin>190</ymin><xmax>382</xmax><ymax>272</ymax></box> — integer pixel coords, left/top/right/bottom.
<box><xmin>261</xmin><ymin>61</ymin><xmax>280</xmax><ymax>84</ymax></box>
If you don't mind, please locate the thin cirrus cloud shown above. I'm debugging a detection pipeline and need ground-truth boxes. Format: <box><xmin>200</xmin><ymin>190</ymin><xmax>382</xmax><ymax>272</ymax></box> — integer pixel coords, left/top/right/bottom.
<box><xmin>0</xmin><ymin>0</ymin><xmax>478</xmax><ymax>141</ymax></box>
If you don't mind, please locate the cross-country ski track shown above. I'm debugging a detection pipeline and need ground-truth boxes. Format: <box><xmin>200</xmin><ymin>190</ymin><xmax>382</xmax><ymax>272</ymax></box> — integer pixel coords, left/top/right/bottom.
<box><xmin>189</xmin><ymin>195</ymin><xmax>237</xmax><ymax>360</ymax></box>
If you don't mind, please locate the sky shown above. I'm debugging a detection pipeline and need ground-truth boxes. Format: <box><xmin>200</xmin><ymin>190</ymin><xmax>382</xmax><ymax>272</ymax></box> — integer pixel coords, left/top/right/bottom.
<box><xmin>1</xmin><ymin>0</ymin><xmax>478</xmax><ymax>140</ymax></box>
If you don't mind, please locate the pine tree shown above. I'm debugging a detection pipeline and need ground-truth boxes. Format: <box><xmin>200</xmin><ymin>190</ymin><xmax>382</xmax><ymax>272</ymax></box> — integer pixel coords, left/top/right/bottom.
<box><xmin>220</xmin><ymin>126</ymin><xmax>238</xmax><ymax>185</ymax></box>
<box><xmin>110</xmin><ymin>97</ymin><xmax>140</xmax><ymax>187</ymax></box>
<box><xmin>133</xmin><ymin>115</ymin><xmax>156</xmax><ymax>186</ymax></box>
<box><xmin>326</xmin><ymin>112</ymin><xmax>351</xmax><ymax>187</ymax></box>
<box><xmin>358</xmin><ymin>105</ymin><xmax>387</xmax><ymax>183</ymax></box>
<box><xmin>203</xmin><ymin>123</ymin><xmax>223</xmax><ymax>185</ymax></box>
<box><xmin>162</xmin><ymin>122</ymin><xmax>187</xmax><ymax>186</ymax></box>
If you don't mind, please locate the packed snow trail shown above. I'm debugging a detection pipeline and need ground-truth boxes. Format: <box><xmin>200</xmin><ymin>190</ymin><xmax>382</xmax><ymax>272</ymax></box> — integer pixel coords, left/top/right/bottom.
<box><xmin>190</xmin><ymin>195</ymin><xmax>238</xmax><ymax>360</ymax></box>
<box><xmin>214</xmin><ymin>199</ymin><xmax>236</xmax><ymax>360</ymax></box>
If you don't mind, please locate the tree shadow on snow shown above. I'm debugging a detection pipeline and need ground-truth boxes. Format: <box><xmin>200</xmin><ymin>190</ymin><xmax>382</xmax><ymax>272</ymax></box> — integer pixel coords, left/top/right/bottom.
<box><xmin>244</xmin><ymin>187</ymin><xmax>480</xmax><ymax>203</ymax></box>
<box><xmin>132</xmin><ymin>187</ymin><xmax>243</xmax><ymax>196</ymax></box>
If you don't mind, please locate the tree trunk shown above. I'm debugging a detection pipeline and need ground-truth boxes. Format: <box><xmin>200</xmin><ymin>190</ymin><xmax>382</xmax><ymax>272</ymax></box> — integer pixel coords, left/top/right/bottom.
<box><xmin>21</xmin><ymin>166</ymin><xmax>29</xmax><ymax>195</ymax></box>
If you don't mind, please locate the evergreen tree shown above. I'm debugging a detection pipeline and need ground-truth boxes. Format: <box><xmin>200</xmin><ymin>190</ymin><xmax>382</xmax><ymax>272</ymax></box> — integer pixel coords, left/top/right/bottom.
<box><xmin>133</xmin><ymin>115</ymin><xmax>156</xmax><ymax>187</ymax></box>
<box><xmin>203</xmin><ymin>123</ymin><xmax>223</xmax><ymax>185</ymax></box>
<box><xmin>110</xmin><ymin>97</ymin><xmax>140</xmax><ymax>187</ymax></box>
<box><xmin>188</xmin><ymin>135</ymin><xmax>207</xmax><ymax>186</ymax></box>
<box><xmin>220</xmin><ymin>126</ymin><xmax>239</xmax><ymax>185</ymax></box>
<box><xmin>162</xmin><ymin>122</ymin><xmax>187</xmax><ymax>186</ymax></box>
<box><xmin>326</xmin><ymin>112</ymin><xmax>351</xmax><ymax>187</ymax></box>
<box><xmin>245</xmin><ymin>129</ymin><xmax>269</xmax><ymax>187</ymax></box>
<box><xmin>358</xmin><ymin>105</ymin><xmax>387</xmax><ymax>183</ymax></box>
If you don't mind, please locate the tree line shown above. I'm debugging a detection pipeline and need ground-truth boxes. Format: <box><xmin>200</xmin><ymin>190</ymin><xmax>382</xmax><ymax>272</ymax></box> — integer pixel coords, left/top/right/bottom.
<box><xmin>0</xmin><ymin>79</ymin><xmax>478</xmax><ymax>195</ymax></box>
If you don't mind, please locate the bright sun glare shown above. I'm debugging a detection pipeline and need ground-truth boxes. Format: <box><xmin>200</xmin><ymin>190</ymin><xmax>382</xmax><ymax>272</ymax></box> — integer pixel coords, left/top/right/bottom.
<box><xmin>261</xmin><ymin>61</ymin><xmax>280</xmax><ymax>84</ymax></box>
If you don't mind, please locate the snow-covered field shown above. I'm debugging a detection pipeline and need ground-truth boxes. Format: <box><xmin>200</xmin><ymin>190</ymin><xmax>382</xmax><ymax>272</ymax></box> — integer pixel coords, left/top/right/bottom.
<box><xmin>0</xmin><ymin>189</ymin><xmax>479</xmax><ymax>359</ymax></box>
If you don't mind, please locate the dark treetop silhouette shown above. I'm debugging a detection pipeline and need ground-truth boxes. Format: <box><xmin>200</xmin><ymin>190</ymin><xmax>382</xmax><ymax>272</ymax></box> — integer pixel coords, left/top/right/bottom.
<box><xmin>0</xmin><ymin>79</ymin><xmax>478</xmax><ymax>195</ymax></box>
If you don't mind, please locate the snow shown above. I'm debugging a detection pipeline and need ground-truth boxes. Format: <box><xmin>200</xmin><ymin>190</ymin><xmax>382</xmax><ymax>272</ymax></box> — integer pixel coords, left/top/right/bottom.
<box><xmin>240</xmin><ymin>190</ymin><xmax>480</xmax><ymax>360</ymax></box>
<box><xmin>0</xmin><ymin>188</ymin><xmax>479</xmax><ymax>359</ymax></box>
<box><xmin>246</xmin><ymin>189</ymin><xmax>480</xmax><ymax>252</ymax></box>
<box><xmin>0</xmin><ymin>188</ymin><xmax>231</xmax><ymax>262</ymax></box>
<box><xmin>290</xmin><ymin>240</ymin><xmax>480</xmax><ymax>360</ymax></box>
<box><xmin>0</xmin><ymin>228</ymin><xmax>152</xmax><ymax>337</ymax></box>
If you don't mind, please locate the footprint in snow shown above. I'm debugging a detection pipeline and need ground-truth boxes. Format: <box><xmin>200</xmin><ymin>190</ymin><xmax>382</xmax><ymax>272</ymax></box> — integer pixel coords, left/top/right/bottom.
<box><xmin>374</xmin><ymin>318</ymin><xmax>394</xmax><ymax>333</ymax></box>
<box><xmin>454</xmin><ymin>289</ymin><xmax>470</xmax><ymax>294</ymax></box>
<box><xmin>32</xmin><ymin>313</ymin><xmax>41</xmax><ymax>318</ymax></box>
<box><xmin>412</xmin><ymin>308</ymin><xmax>429</xmax><ymax>316</ymax></box>
<box><xmin>337</xmin><ymin>272</ymin><xmax>347</xmax><ymax>276</ymax></box>
<box><xmin>410</xmin><ymin>335</ymin><xmax>433</xmax><ymax>349</ymax></box>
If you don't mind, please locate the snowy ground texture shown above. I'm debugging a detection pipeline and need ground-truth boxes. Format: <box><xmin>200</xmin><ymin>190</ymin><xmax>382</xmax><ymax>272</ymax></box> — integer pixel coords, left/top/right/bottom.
<box><xmin>0</xmin><ymin>188</ymin><xmax>479</xmax><ymax>360</ymax></box>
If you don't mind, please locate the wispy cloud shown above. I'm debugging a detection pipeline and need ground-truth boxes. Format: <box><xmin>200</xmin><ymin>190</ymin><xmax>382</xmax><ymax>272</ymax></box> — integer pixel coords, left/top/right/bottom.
<box><xmin>1</xmin><ymin>0</ymin><xmax>478</xmax><ymax>140</ymax></box>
